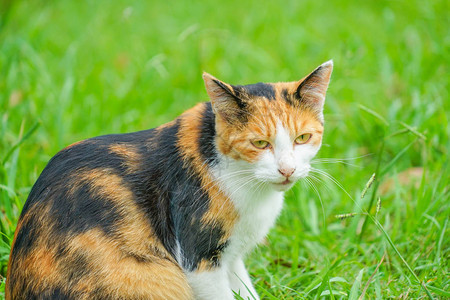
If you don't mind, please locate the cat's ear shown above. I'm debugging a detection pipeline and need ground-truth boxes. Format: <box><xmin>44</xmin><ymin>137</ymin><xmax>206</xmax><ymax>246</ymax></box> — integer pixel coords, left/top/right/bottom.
<box><xmin>295</xmin><ymin>60</ymin><xmax>333</xmax><ymax>112</ymax></box>
<box><xmin>202</xmin><ymin>72</ymin><xmax>246</xmax><ymax>123</ymax></box>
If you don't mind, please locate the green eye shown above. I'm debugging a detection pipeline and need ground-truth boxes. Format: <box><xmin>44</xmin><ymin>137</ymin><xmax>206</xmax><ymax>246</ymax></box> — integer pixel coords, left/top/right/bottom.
<box><xmin>295</xmin><ymin>133</ymin><xmax>312</xmax><ymax>145</ymax></box>
<box><xmin>251</xmin><ymin>140</ymin><xmax>270</xmax><ymax>149</ymax></box>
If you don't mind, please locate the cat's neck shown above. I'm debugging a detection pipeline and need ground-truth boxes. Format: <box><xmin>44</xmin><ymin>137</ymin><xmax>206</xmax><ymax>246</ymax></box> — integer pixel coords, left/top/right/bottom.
<box><xmin>211</xmin><ymin>153</ymin><xmax>285</xmax><ymax>259</ymax></box>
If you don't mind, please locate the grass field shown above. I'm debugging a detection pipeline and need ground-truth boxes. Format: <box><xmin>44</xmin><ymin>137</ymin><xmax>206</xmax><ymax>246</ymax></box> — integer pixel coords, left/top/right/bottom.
<box><xmin>0</xmin><ymin>0</ymin><xmax>448</xmax><ymax>298</ymax></box>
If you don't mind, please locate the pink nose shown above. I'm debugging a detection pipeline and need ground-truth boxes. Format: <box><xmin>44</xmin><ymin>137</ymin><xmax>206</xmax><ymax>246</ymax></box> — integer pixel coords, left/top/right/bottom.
<box><xmin>278</xmin><ymin>167</ymin><xmax>295</xmax><ymax>178</ymax></box>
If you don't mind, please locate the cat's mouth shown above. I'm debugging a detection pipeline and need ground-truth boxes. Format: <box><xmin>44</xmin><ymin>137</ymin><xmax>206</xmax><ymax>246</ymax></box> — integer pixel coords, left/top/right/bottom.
<box><xmin>279</xmin><ymin>178</ymin><xmax>291</xmax><ymax>185</ymax></box>
<box><xmin>272</xmin><ymin>178</ymin><xmax>294</xmax><ymax>189</ymax></box>
<box><xmin>271</xmin><ymin>178</ymin><xmax>295</xmax><ymax>191</ymax></box>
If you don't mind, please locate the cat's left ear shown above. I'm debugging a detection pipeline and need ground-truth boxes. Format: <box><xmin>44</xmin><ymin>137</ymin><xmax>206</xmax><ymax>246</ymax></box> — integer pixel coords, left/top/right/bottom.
<box><xmin>295</xmin><ymin>60</ymin><xmax>333</xmax><ymax>114</ymax></box>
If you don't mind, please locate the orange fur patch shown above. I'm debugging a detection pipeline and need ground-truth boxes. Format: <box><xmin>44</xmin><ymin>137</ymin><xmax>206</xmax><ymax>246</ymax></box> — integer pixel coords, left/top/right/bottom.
<box><xmin>108</xmin><ymin>144</ymin><xmax>142</xmax><ymax>173</ymax></box>
<box><xmin>67</xmin><ymin>228</ymin><xmax>193</xmax><ymax>299</ymax></box>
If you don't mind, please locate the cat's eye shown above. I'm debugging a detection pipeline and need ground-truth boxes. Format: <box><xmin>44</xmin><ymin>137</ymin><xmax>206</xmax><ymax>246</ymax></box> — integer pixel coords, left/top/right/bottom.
<box><xmin>295</xmin><ymin>133</ymin><xmax>312</xmax><ymax>145</ymax></box>
<box><xmin>251</xmin><ymin>140</ymin><xmax>270</xmax><ymax>149</ymax></box>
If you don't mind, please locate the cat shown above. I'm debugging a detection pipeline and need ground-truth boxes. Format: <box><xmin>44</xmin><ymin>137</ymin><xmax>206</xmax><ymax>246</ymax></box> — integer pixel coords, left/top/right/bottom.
<box><xmin>6</xmin><ymin>60</ymin><xmax>333</xmax><ymax>300</ymax></box>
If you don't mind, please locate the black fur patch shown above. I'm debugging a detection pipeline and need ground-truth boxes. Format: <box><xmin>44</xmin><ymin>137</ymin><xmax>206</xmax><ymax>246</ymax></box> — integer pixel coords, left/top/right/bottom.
<box><xmin>11</xmin><ymin>289</ymin><xmax>39</xmax><ymax>300</ymax></box>
<box><xmin>132</xmin><ymin>123</ymin><xmax>179</xmax><ymax>256</ymax></box>
<box><xmin>9</xmin><ymin>217</ymin><xmax>38</xmax><ymax>259</ymax></box>
<box><xmin>281</xmin><ymin>88</ymin><xmax>296</xmax><ymax>106</ymax></box>
<box><xmin>45</xmin><ymin>287</ymin><xmax>76</xmax><ymax>300</ymax></box>
<box><xmin>56</xmin><ymin>247</ymin><xmax>90</xmax><ymax>284</ymax></box>
<box><xmin>198</xmin><ymin>102</ymin><xmax>218</xmax><ymax>166</ymax></box>
<box><xmin>50</xmin><ymin>181</ymin><xmax>122</xmax><ymax>236</ymax></box>
<box><xmin>178</xmin><ymin>220</ymin><xmax>227</xmax><ymax>271</ymax></box>
<box><xmin>236</xmin><ymin>82</ymin><xmax>276</xmax><ymax>100</ymax></box>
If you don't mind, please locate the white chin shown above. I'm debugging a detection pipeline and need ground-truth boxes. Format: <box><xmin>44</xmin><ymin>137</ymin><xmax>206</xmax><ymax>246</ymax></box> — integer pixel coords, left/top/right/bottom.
<box><xmin>271</xmin><ymin>181</ymin><xmax>295</xmax><ymax>192</ymax></box>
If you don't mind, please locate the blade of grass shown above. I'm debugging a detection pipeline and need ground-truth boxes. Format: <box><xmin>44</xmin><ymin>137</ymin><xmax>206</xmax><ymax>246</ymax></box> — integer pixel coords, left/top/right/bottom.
<box><xmin>375</xmin><ymin>275</ymin><xmax>381</xmax><ymax>299</ymax></box>
<box><xmin>2</xmin><ymin>121</ymin><xmax>40</xmax><ymax>165</ymax></box>
<box><xmin>425</xmin><ymin>285</ymin><xmax>450</xmax><ymax>297</ymax></box>
<box><xmin>385</xmin><ymin>128</ymin><xmax>409</xmax><ymax>139</ymax></box>
<box><xmin>349</xmin><ymin>268</ymin><xmax>365</xmax><ymax>300</ymax></box>
<box><xmin>315</xmin><ymin>271</ymin><xmax>330</xmax><ymax>298</ymax></box>
<box><xmin>4</xmin><ymin>144</ymin><xmax>19</xmax><ymax>220</ymax></box>
<box><xmin>435</xmin><ymin>217</ymin><xmax>447</xmax><ymax>265</ymax></box>
<box><xmin>327</xmin><ymin>275</ymin><xmax>335</xmax><ymax>300</ymax></box>
<box><xmin>0</xmin><ymin>184</ymin><xmax>16</xmax><ymax>197</ymax></box>
<box><xmin>0</xmin><ymin>233</ymin><xmax>11</xmax><ymax>244</ymax></box>
<box><xmin>358</xmin><ymin>105</ymin><xmax>389</xmax><ymax>126</ymax></box>
<box><xmin>359</xmin><ymin>254</ymin><xmax>385</xmax><ymax>300</ymax></box>
<box><xmin>256</xmin><ymin>284</ymin><xmax>281</xmax><ymax>300</ymax></box>
<box><xmin>235</xmin><ymin>276</ymin><xmax>257</xmax><ymax>300</ymax></box>
<box><xmin>399</xmin><ymin>121</ymin><xmax>427</xmax><ymax>141</ymax></box>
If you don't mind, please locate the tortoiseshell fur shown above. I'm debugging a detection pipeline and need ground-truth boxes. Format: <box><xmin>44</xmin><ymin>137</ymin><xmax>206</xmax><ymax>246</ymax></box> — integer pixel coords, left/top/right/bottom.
<box><xmin>7</xmin><ymin>61</ymin><xmax>333</xmax><ymax>299</ymax></box>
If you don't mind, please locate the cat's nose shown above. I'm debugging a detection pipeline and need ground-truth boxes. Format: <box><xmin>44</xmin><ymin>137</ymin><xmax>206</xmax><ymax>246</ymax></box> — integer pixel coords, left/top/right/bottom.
<box><xmin>278</xmin><ymin>167</ymin><xmax>296</xmax><ymax>178</ymax></box>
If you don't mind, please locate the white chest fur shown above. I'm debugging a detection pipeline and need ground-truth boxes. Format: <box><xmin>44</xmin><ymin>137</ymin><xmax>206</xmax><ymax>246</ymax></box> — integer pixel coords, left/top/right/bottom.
<box><xmin>225</xmin><ymin>188</ymin><xmax>284</xmax><ymax>262</ymax></box>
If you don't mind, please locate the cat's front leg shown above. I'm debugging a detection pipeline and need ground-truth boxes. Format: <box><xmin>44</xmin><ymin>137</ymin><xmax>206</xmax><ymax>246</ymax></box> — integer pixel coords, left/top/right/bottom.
<box><xmin>187</xmin><ymin>266</ymin><xmax>235</xmax><ymax>300</ymax></box>
<box><xmin>228</xmin><ymin>259</ymin><xmax>259</xmax><ymax>300</ymax></box>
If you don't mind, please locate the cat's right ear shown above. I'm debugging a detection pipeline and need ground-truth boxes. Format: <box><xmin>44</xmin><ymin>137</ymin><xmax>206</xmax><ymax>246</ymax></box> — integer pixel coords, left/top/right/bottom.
<box><xmin>202</xmin><ymin>72</ymin><xmax>246</xmax><ymax>123</ymax></box>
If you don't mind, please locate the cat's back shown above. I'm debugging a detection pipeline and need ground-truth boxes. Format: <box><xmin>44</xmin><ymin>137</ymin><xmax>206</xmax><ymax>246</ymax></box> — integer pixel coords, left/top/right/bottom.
<box><xmin>6</xmin><ymin>124</ymin><xmax>194</xmax><ymax>299</ymax></box>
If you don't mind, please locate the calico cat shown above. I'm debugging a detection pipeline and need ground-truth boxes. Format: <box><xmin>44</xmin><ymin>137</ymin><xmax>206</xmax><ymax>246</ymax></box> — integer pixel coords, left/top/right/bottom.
<box><xmin>6</xmin><ymin>61</ymin><xmax>333</xmax><ymax>300</ymax></box>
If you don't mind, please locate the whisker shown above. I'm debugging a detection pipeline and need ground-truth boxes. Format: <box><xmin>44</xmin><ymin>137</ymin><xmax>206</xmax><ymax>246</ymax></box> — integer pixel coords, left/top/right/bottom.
<box><xmin>311</xmin><ymin>154</ymin><xmax>373</xmax><ymax>168</ymax></box>
<box><xmin>310</xmin><ymin>167</ymin><xmax>355</xmax><ymax>202</ymax></box>
<box><xmin>313</xmin><ymin>154</ymin><xmax>373</xmax><ymax>161</ymax></box>
<box><xmin>304</xmin><ymin>177</ymin><xmax>326</xmax><ymax>230</ymax></box>
<box><xmin>311</xmin><ymin>160</ymin><xmax>363</xmax><ymax>168</ymax></box>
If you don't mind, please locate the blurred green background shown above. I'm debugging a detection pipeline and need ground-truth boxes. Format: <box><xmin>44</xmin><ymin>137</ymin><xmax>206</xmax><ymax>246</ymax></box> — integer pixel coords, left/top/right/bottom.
<box><xmin>0</xmin><ymin>0</ymin><xmax>448</xmax><ymax>298</ymax></box>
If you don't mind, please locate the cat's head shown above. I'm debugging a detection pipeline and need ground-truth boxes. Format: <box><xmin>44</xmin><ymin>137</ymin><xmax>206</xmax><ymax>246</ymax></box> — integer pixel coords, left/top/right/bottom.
<box><xmin>203</xmin><ymin>61</ymin><xmax>332</xmax><ymax>191</ymax></box>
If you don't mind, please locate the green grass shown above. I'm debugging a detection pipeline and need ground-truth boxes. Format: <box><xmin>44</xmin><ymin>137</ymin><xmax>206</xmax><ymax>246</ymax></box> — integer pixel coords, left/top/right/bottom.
<box><xmin>0</xmin><ymin>0</ymin><xmax>448</xmax><ymax>298</ymax></box>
